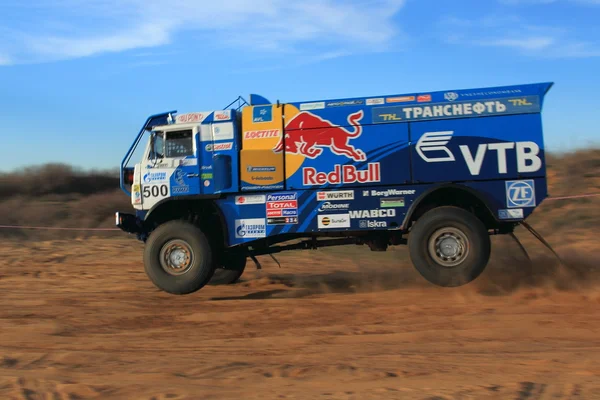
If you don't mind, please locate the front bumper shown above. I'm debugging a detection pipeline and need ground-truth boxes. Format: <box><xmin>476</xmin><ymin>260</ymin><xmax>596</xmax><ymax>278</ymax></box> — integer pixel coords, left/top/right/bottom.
<box><xmin>115</xmin><ymin>212</ymin><xmax>143</xmax><ymax>235</ymax></box>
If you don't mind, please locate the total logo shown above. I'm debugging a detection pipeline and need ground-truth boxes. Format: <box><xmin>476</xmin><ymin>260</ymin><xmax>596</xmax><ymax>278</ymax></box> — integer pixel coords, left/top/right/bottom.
<box><xmin>416</xmin><ymin>131</ymin><xmax>542</xmax><ymax>175</ymax></box>
<box><xmin>318</xmin><ymin>202</ymin><xmax>350</xmax><ymax>212</ymax></box>
<box><xmin>304</xmin><ymin>163</ymin><xmax>380</xmax><ymax>186</ymax></box>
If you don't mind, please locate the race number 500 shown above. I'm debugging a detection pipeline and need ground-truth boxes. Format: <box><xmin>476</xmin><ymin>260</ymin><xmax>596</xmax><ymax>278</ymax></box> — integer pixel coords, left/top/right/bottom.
<box><xmin>143</xmin><ymin>184</ymin><xmax>168</xmax><ymax>198</ymax></box>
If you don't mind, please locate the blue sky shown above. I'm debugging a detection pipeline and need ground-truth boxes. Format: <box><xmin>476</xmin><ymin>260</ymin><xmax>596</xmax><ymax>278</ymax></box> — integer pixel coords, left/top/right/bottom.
<box><xmin>0</xmin><ymin>0</ymin><xmax>599</xmax><ymax>172</ymax></box>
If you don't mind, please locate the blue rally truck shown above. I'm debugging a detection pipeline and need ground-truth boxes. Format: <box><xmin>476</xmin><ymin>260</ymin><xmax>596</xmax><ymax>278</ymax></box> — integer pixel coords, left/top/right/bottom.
<box><xmin>116</xmin><ymin>82</ymin><xmax>553</xmax><ymax>295</ymax></box>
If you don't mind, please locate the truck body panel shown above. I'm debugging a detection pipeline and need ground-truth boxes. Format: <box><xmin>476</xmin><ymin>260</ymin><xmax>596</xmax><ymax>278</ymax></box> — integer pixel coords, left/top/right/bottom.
<box><xmin>121</xmin><ymin>82</ymin><xmax>552</xmax><ymax>248</ymax></box>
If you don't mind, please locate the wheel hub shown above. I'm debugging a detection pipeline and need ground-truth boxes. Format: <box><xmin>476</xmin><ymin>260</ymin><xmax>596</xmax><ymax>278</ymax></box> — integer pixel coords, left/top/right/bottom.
<box><xmin>428</xmin><ymin>227</ymin><xmax>469</xmax><ymax>267</ymax></box>
<box><xmin>159</xmin><ymin>239</ymin><xmax>194</xmax><ymax>276</ymax></box>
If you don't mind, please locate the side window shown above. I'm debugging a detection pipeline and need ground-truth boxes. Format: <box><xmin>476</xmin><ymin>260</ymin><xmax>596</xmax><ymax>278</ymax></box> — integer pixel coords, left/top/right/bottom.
<box><xmin>149</xmin><ymin>132</ymin><xmax>164</xmax><ymax>159</ymax></box>
<box><xmin>165</xmin><ymin>130</ymin><xmax>194</xmax><ymax>158</ymax></box>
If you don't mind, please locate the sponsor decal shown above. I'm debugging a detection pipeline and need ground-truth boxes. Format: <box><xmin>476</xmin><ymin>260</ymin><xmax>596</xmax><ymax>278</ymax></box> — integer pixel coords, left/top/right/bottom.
<box><xmin>368</xmin><ymin>189</ymin><xmax>416</xmax><ymax>197</ymax></box>
<box><xmin>246</xmin><ymin>166</ymin><xmax>277</xmax><ymax>173</ymax></box>
<box><xmin>275</xmin><ymin>110</ymin><xmax>366</xmax><ymax>161</ymax></box>
<box><xmin>143</xmin><ymin>172</ymin><xmax>167</xmax><ymax>183</ymax></box>
<box><xmin>201</xmin><ymin>173</ymin><xmax>213</xmax><ymax>179</ymax></box>
<box><xmin>266</xmin><ymin>193</ymin><xmax>298</xmax><ymax>224</ymax></box>
<box><xmin>326</xmin><ymin>100</ymin><xmax>364</xmax><ymax>107</ymax></box>
<box><xmin>206</xmin><ymin>142</ymin><xmax>233</xmax><ymax>151</ymax></box>
<box><xmin>444</xmin><ymin>92</ymin><xmax>459</xmax><ymax>102</ymax></box>
<box><xmin>303</xmin><ymin>163</ymin><xmax>380</xmax><ymax>186</ymax></box>
<box><xmin>235</xmin><ymin>219</ymin><xmax>266</xmax><ymax>239</ymax></box>
<box><xmin>380</xmin><ymin>197</ymin><xmax>405</xmax><ymax>207</ymax></box>
<box><xmin>461</xmin><ymin>89</ymin><xmax>523</xmax><ymax>98</ymax></box>
<box><xmin>349</xmin><ymin>209</ymin><xmax>396</xmax><ymax>219</ymax></box>
<box><xmin>244</xmin><ymin>129</ymin><xmax>280</xmax><ymax>140</ymax></box>
<box><xmin>366</xmin><ymin>98</ymin><xmax>385</xmax><ymax>106</ymax></box>
<box><xmin>172</xmin><ymin>186</ymin><xmax>190</xmax><ymax>194</ymax></box>
<box><xmin>268</xmin><ymin>217</ymin><xmax>298</xmax><ymax>225</ymax></box>
<box><xmin>235</xmin><ymin>195</ymin><xmax>266</xmax><ymax>205</ymax></box>
<box><xmin>498</xmin><ymin>208</ymin><xmax>524</xmax><ymax>220</ymax></box>
<box><xmin>251</xmin><ymin>176</ymin><xmax>273</xmax><ymax>181</ymax></box>
<box><xmin>317</xmin><ymin>190</ymin><xmax>355</xmax><ymax>201</ymax></box>
<box><xmin>372</xmin><ymin>96</ymin><xmax>541</xmax><ymax>123</ymax></box>
<box><xmin>386</xmin><ymin>96</ymin><xmax>415</xmax><ymax>103</ymax></box>
<box><xmin>202</xmin><ymin>165</ymin><xmax>213</xmax><ymax>170</ymax></box>
<box><xmin>318</xmin><ymin>202</ymin><xmax>351</xmax><ymax>212</ymax></box>
<box><xmin>253</xmin><ymin>106</ymin><xmax>272</xmax><ymax>123</ymax></box>
<box><xmin>214</xmin><ymin>110</ymin><xmax>231</xmax><ymax>121</ymax></box>
<box><xmin>416</xmin><ymin>131</ymin><xmax>543</xmax><ymax>175</ymax></box>
<box><xmin>176</xmin><ymin>113</ymin><xmax>204</xmax><ymax>124</ymax></box>
<box><xmin>359</xmin><ymin>220</ymin><xmax>387</xmax><ymax>228</ymax></box>
<box><xmin>417</xmin><ymin>94</ymin><xmax>432</xmax><ymax>102</ymax></box>
<box><xmin>178</xmin><ymin>158</ymin><xmax>198</xmax><ymax>166</ymax></box>
<box><xmin>506</xmin><ymin>180</ymin><xmax>536</xmax><ymax>208</ymax></box>
<box><xmin>318</xmin><ymin>214</ymin><xmax>351</xmax><ymax>229</ymax></box>
<box><xmin>132</xmin><ymin>184</ymin><xmax>142</xmax><ymax>204</ymax></box>
<box><xmin>204</xmin><ymin>180</ymin><xmax>210</xmax><ymax>187</ymax></box>
<box><xmin>172</xmin><ymin>169</ymin><xmax>190</xmax><ymax>194</ymax></box>
<box><xmin>299</xmin><ymin>102</ymin><xmax>325</xmax><ymax>111</ymax></box>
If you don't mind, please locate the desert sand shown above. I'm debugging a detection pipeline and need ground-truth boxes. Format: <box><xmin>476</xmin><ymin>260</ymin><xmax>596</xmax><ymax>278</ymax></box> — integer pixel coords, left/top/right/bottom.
<box><xmin>1</xmin><ymin>234</ymin><xmax>600</xmax><ymax>400</ymax></box>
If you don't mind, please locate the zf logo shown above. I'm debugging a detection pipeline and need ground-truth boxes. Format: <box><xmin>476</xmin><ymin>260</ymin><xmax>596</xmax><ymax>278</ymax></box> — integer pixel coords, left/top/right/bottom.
<box><xmin>506</xmin><ymin>180</ymin><xmax>536</xmax><ymax>208</ymax></box>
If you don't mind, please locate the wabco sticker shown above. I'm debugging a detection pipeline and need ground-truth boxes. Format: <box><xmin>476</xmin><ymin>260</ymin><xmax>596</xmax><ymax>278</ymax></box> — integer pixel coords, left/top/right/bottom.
<box><xmin>318</xmin><ymin>214</ymin><xmax>350</xmax><ymax>229</ymax></box>
<box><xmin>498</xmin><ymin>209</ymin><xmax>524</xmax><ymax>219</ymax></box>
<box><xmin>317</xmin><ymin>190</ymin><xmax>354</xmax><ymax>201</ymax></box>
<box><xmin>349</xmin><ymin>209</ymin><xmax>396</xmax><ymax>219</ymax></box>
<box><xmin>143</xmin><ymin>172</ymin><xmax>167</xmax><ymax>183</ymax></box>
<box><xmin>235</xmin><ymin>195</ymin><xmax>266</xmax><ymax>205</ymax></box>
<box><xmin>506</xmin><ymin>180</ymin><xmax>536</xmax><ymax>208</ymax></box>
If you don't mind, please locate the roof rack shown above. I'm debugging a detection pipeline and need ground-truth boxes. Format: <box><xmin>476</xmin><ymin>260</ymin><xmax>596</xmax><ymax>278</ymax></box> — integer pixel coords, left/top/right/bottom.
<box><xmin>223</xmin><ymin>96</ymin><xmax>250</xmax><ymax>112</ymax></box>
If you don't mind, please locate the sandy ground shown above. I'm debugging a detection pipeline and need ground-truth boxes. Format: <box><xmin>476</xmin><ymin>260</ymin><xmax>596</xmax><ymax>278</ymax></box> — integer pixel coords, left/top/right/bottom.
<box><xmin>1</xmin><ymin>234</ymin><xmax>600</xmax><ymax>400</ymax></box>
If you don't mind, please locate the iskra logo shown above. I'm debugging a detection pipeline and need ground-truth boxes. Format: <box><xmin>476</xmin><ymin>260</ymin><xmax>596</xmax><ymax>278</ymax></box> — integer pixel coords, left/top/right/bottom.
<box><xmin>506</xmin><ymin>180</ymin><xmax>536</xmax><ymax>208</ymax></box>
<box><xmin>416</xmin><ymin>131</ymin><xmax>543</xmax><ymax>176</ymax></box>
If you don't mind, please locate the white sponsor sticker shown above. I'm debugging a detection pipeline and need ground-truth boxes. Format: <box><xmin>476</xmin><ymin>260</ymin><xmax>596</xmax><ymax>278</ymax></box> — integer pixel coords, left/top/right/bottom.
<box><xmin>366</xmin><ymin>98</ymin><xmax>385</xmax><ymax>106</ymax></box>
<box><xmin>235</xmin><ymin>219</ymin><xmax>266</xmax><ymax>238</ymax></box>
<box><xmin>300</xmin><ymin>102</ymin><xmax>325</xmax><ymax>111</ymax></box>
<box><xmin>498</xmin><ymin>208</ymin><xmax>524</xmax><ymax>219</ymax></box>
<box><xmin>212</xmin><ymin>122</ymin><xmax>234</xmax><ymax>141</ymax></box>
<box><xmin>235</xmin><ymin>195</ymin><xmax>267</xmax><ymax>205</ymax></box>
<box><xmin>214</xmin><ymin>110</ymin><xmax>231</xmax><ymax>121</ymax></box>
<box><xmin>318</xmin><ymin>214</ymin><xmax>351</xmax><ymax>229</ymax></box>
<box><xmin>316</xmin><ymin>190</ymin><xmax>354</xmax><ymax>201</ymax></box>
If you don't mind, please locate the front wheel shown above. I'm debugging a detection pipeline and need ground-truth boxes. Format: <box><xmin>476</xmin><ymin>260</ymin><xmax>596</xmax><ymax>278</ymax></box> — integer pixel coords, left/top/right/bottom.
<box><xmin>408</xmin><ymin>206</ymin><xmax>491</xmax><ymax>287</ymax></box>
<box><xmin>210</xmin><ymin>252</ymin><xmax>247</xmax><ymax>285</ymax></box>
<box><xmin>143</xmin><ymin>220</ymin><xmax>216</xmax><ymax>295</ymax></box>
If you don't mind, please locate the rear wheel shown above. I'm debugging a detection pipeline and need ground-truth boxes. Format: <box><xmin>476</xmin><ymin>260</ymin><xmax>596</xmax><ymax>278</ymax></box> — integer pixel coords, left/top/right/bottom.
<box><xmin>143</xmin><ymin>220</ymin><xmax>216</xmax><ymax>295</ymax></box>
<box><xmin>408</xmin><ymin>206</ymin><xmax>491</xmax><ymax>287</ymax></box>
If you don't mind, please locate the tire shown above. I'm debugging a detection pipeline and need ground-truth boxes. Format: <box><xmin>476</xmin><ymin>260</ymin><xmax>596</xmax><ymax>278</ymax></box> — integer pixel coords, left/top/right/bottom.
<box><xmin>408</xmin><ymin>206</ymin><xmax>491</xmax><ymax>287</ymax></box>
<box><xmin>210</xmin><ymin>252</ymin><xmax>247</xmax><ymax>285</ymax></box>
<box><xmin>143</xmin><ymin>220</ymin><xmax>216</xmax><ymax>295</ymax></box>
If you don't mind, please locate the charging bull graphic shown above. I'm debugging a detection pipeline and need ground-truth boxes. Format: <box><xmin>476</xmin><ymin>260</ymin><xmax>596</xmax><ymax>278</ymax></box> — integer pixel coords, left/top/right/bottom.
<box><xmin>273</xmin><ymin>110</ymin><xmax>366</xmax><ymax>161</ymax></box>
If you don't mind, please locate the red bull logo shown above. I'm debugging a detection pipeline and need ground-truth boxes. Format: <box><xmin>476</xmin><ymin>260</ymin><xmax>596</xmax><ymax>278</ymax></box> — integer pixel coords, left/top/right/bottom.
<box><xmin>273</xmin><ymin>110</ymin><xmax>366</xmax><ymax>162</ymax></box>
<box><xmin>303</xmin><ymin>163</ymin><xmax>381</xmax><ymax>186</ymax></box>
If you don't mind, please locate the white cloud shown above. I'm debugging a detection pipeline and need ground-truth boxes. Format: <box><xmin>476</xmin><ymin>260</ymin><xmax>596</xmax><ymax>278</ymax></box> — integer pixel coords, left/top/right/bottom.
<box><xmin>0</xmin><ymin>0</ymin><xmax>406</xmax><ymax>66</ymax></box>
<box><xmin>440</xmin><ymin>14</ymin><xmax>600</xmax><ymax>58</ymax></box>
